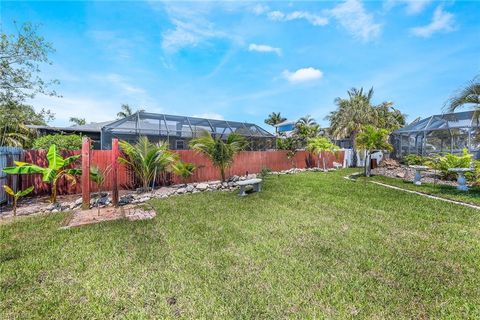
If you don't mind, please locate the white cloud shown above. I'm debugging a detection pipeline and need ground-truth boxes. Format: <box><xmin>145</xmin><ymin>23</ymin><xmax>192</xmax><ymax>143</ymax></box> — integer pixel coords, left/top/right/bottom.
<box><xmin>385</xmin><ymin>0</ymin><xmax>431</xmax><ymax>15</ymax></box>
<box><xmin>30</xmin><ymin>95</ymin><xmax>118</xmax><ymax>126</ymax></box>
<box><xmin>264</xmin><ymin>9</ymin><xmax>328</xmax><ymax>26</ymax></box>
<box><xmin>252</xmin><ymin>4</ymin><xmax>269</xmax><ymax>15</ymax></box>
<box><xmin>94</xmin><ymin>73</ymin><xmax>146</xmax><ymax>95</ymax></box>
<box><xmin>161</xmin><ymin>3</ymin><xmax>228</xmax><ymax>53</ymax></box>
<box><xmin>284</xmin><ymin>11</ymin><xmax>329</xmax><ymax>26</ymax></box>
<box><xmin>328</xmin><ymin>0</ymin><xmax>381</xmax><ymax>41</ymax></box>
<box><xmin>282</xmin><ymin>67</ymin><xmax>323</xmax><ymax>83</ymax></box>
<box><xmin>410</xmin><ymin>6</ymin><xmax>455</xmax><ymax>37</ymax></box>
<box><xmin>192</xmin><ymin>112</ymin><xmax>224</xmax><ymax>120</ymax></box>
<box><xmin>248</xmin><ymin>43</ymin><xmax>282</xmax><ymax>56</ymax></box>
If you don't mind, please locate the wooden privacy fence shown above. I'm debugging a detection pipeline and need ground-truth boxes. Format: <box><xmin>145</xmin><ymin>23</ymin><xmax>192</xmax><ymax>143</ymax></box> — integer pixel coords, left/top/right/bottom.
<box><xmin>12</xmin><ymin>145</ymin><xmax>345</xmax><ymax>198</ymax></box>
<box><xmin>0</xmin><ymin>147</ymin><xmax>22</xmax><ymax>204</ymax></box>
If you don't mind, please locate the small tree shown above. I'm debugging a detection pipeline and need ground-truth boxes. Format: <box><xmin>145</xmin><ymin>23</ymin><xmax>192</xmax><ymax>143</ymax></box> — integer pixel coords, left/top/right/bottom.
<box><xmin>0</xmin><ymin>22</ymin><xmax>60</xmax><ymax>103</ymax></box>
<box><xmin>2</xmin><ymin>145</ymin><xmax>81</xmax><ymax>203</ymax></box>
<box><xmin>3</xmin><ymin>185</ymin><xmax>34</xmax><ymax>218</ymax></box>
<box><xmin>277</xmin><ymin>136</ymin><xmax>299</xmax><ymax>167</ymax></box>
<box><xmin>189</xmin><ymin>130</ymin><xmax>247</xmax><ymax>182</ymax></box>
<box><xmin>306</xmin><ymin>137</ymin><xmax>339</xmax><ymax>171</ymax></box>
<box><xmin>172</xmin><ymin>161</ymin><xmax>196</xmax><ymax>186</ymax></box>
<box><xmin>355</xmin><ymin>125</ymin><xmax>393</xmax><ymax>177</ymax></box>
<box><xmin>33</xmin><ymin>134</ymin><xmax>82</xmax><ymax>150</ymax></box>
<box><xmin>118</xmin><ymin>137</ymin><xmax>177</xmax><ymax>191</ymax></box>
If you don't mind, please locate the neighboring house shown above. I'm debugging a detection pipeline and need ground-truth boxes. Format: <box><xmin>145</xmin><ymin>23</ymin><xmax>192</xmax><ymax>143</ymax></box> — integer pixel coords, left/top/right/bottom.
<box><xmin>29</xmin><ymin>111</ymin><xmax>275</xmax><ymax>151</ymax></box>
<box><xmin>274</xmin><ymin>120</ymin><xmax>296</xmax><ymax>137</ymax></box>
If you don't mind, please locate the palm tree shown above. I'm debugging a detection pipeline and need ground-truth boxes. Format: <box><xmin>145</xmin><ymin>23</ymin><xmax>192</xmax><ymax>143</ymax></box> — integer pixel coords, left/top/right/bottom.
<box><xmin>189</xmin><ymin>130</ymin><xmax>248</xmax><ymax>181</ymax></box>
<box><xmin>264</xmin><ymin>112</ymin><xmax>286</xmax><ymax>135</ymax></box>
<box><xmin>355</xmin><ymin>125</ymin><xmax>392</xmax><ymax>177</ymax></box>
<box><xmin>118</xmin><ymin>137</ymin><xmax>178</xmax><ymax>191</ymax></box>
<box><xmin>172</xmin><ymin>161</ymin><xmax>197</xmax><ymax>186</ymax></box>
<box><xmin>446</xmin><ymin>76</ymin><xmax>480</xmax><ymax>114</ymax></box>
<box><xmin>117</xmin><ymin>104</ymin><xmax>134</xmax><ymax>119</ymax></box>
<box><xmin>296</xmin><ymin>115</ymin><xmax>317</xmax><ymax>127</ymax></box>
<box><xmin>69</xmin><ymin>117</ymin><xmax>86</xmax><ymax>126</ymax></box>
<box><xmin>326</xmin><ymin>87</ymin><xmax>402</xmax><ymax>166</ymax></box>
<box><xmin>306</xmin><ymin>137</ymin><xmax>339</xmax><ymax>171</ymax></box>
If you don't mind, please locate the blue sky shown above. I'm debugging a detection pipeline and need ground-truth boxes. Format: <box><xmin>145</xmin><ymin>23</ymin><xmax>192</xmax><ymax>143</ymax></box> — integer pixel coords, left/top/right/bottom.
<box><xmin>2</xmin><ymin>0</ymin><xmax>479</xmax><ymax>130</ymax></box>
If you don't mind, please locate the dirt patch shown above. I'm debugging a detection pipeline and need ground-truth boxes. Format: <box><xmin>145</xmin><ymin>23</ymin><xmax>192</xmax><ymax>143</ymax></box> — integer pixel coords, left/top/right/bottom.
<box><xmin>61</xmin><ymin>205</ymin><xmax>156</xmax><ymax>228</ymax></box>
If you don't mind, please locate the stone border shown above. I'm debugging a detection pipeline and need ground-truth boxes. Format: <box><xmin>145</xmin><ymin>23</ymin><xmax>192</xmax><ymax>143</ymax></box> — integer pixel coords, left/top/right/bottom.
<box><xmin>0</xmin><ymin>167</ymin><xmax>338</xmax><ymax>219</ymax></box>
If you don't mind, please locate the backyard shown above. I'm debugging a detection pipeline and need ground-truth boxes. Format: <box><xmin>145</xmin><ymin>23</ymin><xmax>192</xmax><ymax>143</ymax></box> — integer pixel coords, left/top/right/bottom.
<box><xmin>1</xmin><ymin>169</ymin><xmax>479</xmax><ymax>319</ymax></box>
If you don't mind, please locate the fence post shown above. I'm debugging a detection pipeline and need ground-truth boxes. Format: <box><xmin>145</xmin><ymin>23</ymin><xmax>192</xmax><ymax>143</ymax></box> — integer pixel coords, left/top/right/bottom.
<box><xmin>81</xmin><ymin>138</ymin><xmax>91</xmax><ymax>210</ymax></box>
<box><xmin>111</xmin><ymin>138</ymin><xmax>119</xmax><ymax>207</ymax></box>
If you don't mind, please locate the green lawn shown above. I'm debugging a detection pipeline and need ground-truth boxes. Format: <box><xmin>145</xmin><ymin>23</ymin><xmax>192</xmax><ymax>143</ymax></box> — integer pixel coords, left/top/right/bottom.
<box><xmin>1</xmin><ymin>169</ymin><xmax>479</xmax><ymax>319</ymax></box>
<box><xmin>368</xmin><ymin>174</ymin><xmax>480</xmax><ymax>206</ymax></box>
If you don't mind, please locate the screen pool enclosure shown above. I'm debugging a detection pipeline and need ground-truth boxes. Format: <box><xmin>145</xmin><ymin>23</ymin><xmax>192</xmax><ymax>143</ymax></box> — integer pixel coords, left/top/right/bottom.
<box><xmin>100</xmin><ymin>111</ymin><xmax>275</xmax><ymax>151</ymax></box>
<box><xmin>391</xmin><ymin>111</ymin><xmax>480</xmax><ymax>158</ymax></box>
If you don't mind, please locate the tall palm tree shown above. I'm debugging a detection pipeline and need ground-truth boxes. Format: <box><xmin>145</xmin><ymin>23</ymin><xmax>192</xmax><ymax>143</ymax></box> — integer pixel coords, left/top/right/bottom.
<box><xmin>117</xmin><ymin>104</ymin><xmax>134</xmax><ymax>119</ymax></box>
<box><xmin>264</xmin><ymin>112</ymin><xmax>286</xmax><ymax>135</ymax></box>
<box><xmin>446</xmin><ymin>76</ymin><xmax>480</xmax><ymax>114</ymax></box>
<box><xmin>189</xmin><ymin>130</ymin><xmax>248</xmax><ymax>181</ymax></box>
<box><xmin>326</xmin><ymin>87</ymin><xmax>376</xmax><ymax>161</ymax></box>
<box><xmin>296</xmin><ymin>115</ymin><xmax>317</xmax><ymax>127</ymax></box>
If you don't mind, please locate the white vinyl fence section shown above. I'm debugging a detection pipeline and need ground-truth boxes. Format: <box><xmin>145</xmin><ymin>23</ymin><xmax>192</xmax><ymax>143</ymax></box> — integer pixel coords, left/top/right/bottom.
<box><xmin>0</xmin><ymin>147</ymin><xmax>22</xmax><ymax>204</ymax></box>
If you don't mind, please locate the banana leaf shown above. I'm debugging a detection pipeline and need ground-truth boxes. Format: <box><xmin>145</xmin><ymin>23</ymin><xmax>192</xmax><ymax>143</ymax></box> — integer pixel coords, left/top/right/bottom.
<box><xmin>47</xmin><ymin>144</ymin><xmax>65</xmax><ymax>170</ymax></box>
<box><xmin>3</xmin><ymin>164</ymin><xmax>45</xmax><ymax>175</ymax></box>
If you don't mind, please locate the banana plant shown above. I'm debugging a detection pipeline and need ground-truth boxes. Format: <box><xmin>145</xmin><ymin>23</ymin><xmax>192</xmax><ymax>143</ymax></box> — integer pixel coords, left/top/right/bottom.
<box><xmin>3</xmin><ymin>185</ymin><xmax>34</xmax><ymax>218</ymax></box>
<box><xmin>2</xmin><ymin>144</ymin><xmax>81</xmax><ymax>203</ymax></box>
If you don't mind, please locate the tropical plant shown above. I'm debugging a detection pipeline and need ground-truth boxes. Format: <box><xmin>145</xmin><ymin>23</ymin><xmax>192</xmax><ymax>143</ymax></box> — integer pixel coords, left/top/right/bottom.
<box><xmin>277</xmin><ymin>136</ymin><xmax>300</xmax><ymax>167</ymax></box>
<box><xmin>306</xmin><ymin>137</ymin><xmax>339</xmax><ymax>171</ymax></box>
<box><xmin>355</xmin><ymin>125</ymin><xmax>393</xmax><ymax>177</ymax></box>
<box><xmin>118</xmin><ymin>137</ymin><xmax>177</xmax><ymax>191</ymax></box>
<box><xmin>264</xmin><ymin>112</ymin><xmax>286</xmax><ymax>135</ymax></box>
<box><xmin>403</xmin><ymin>154</ymin><xmax>430</xmax><ymax>166</ymax></box>
<box><xmin>33</xmin><ymin>134</ymin><xmax>82</xmax><ymax>150</ymax></box>
<box><xmin>189</xmin><ymin>130</ymin><xmax>248</xmax><ymax>181</ymax></box>
<box><xmin>3</xmin><ymin>185</ymin><xmax>34</xmax><ymax>217</ymax></box>
<box><xmin>446</xmin><ymin>76</ymin><xmax>480</xmax><ymax>114</ymax></box>
<box><xmin>172</xmin><ymin>161</ymin><xmax>196</xmax><ymax>185</ymax></box>
<box><xmin>2</xmin><ymin>145</ymin><xmax>81</xmax><ymax>203</ymax></box>
<box><xmin>69</xmin><ymin>117</ymin><xmax>86</xmax><ymax>125</ymax></box>
<box><xmin>327</xmin><ymin>87</ymin><xmax>405</xmax><ymax>166</ymax></box>
<box><xmin>294</xmin><ymin>115</ymin><xmax>321</xmax><ymax>146</ymax></box>
<box><xmin>428</xmin><ymin>149</ymin><xmax>473</xmax><ymax>179</ymax></box>
<box><xmin>117</xmin><ymin>104</ymin><xmax>133</xmax><ymax>119</ymax></box>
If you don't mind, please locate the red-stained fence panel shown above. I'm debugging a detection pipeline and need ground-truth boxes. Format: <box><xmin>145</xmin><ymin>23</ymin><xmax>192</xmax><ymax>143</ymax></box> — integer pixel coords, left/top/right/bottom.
<box><xmin>17</xmin><ymin>149</ymin><xmax>344</xmax><ymax>196</ymax></box>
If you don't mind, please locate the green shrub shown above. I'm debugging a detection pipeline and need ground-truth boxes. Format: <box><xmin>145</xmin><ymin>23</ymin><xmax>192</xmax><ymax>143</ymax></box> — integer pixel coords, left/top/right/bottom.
<box><xmin>259</xmin><ymin>167</ymin><xmax>272</xmax><ymax>179</ymax></box>
<box><xmin>428</xmin><ymin>149</ymin><xmax>473</xmax><ymax>179</ymax></box>
<box><xmin>33</xmin><ymin>134</ymin><xmax>83</xmax><ymax>150</ymax></box>
<box><xmin>403</xmin><ymin>154</ymin><xmax>428</xmax><ymax>166</ymax></box>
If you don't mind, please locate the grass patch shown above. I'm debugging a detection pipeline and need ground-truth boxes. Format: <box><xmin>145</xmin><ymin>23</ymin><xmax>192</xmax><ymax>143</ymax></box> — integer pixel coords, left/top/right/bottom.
<box><xmin>1</xmin><ymin>169</ymin><xmax>479</xmax><ymax>319</ymax></box>
<box><xmin>368</xmin><ymin>174</ymin><xmax>480</xmax><ymax>206</ymax></box>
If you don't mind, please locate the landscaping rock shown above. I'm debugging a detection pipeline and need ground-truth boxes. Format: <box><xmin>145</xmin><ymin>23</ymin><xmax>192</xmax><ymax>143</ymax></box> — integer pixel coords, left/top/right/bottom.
<box><xmin>196</xmin><ymin>183</ymin><xmax>209</xmax><ymax>191</ymax></box>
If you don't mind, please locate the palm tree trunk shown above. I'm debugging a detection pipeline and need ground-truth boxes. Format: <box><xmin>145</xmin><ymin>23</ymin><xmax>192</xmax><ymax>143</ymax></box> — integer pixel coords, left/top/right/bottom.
<box><xmin>220</xmin><ymin>167</ymin><xmax>225</xmax><ymax>182</ymax></box>
<box><xmin>351</xmin><ymin>131</ymin><xmax>358</xmax><ymax>167</ymax></box>
<box><xmin>364</xmin><ymin>151</ymin><xmax>370</xmax><ymax>177</ymax></box>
